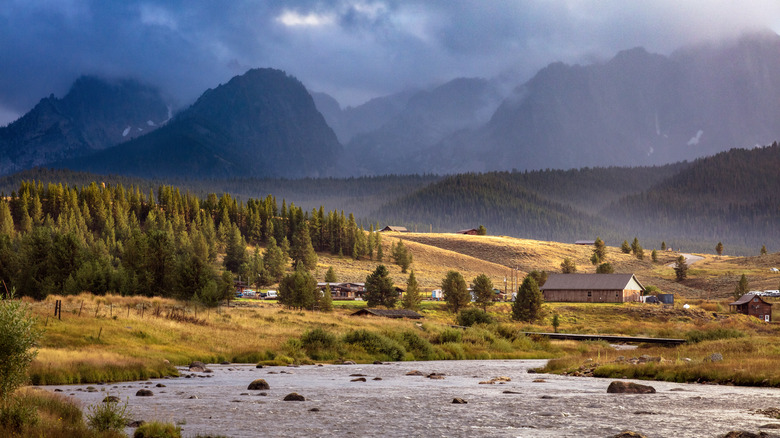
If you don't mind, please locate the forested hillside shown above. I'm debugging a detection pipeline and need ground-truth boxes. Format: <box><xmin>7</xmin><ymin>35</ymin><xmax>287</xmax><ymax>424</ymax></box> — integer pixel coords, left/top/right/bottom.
<box><xmin>609</xmin><ymin>144</ymin><xmax>780</xmax><ymax>252</ymax></box>
<box><xmin>0</xmin><ymin>180</ymin><xmax>382</xmax><ymax>301</ymax></box>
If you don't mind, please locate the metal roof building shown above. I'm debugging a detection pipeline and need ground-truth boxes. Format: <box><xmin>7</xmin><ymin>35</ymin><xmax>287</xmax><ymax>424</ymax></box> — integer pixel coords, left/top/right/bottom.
<box><xmin>540</xmin><ymin>273</ymin><xmax>645</xmax><ymax>303</ymax></box>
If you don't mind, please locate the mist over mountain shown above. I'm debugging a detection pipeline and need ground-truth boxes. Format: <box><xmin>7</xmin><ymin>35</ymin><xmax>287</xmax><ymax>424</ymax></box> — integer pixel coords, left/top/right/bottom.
<box><xmin>63</xmin><ymin>69</ymin><xmax>342</xmax><ymax>179</ymax></box>
<box><xmin>422</xmin><ymin>31</ymin><xmax>780</xmax><ymax>174</ymax></box>
<box><xmin>0</xmin><ymin>76</ymin><xmax>169</xmax><ymax>175</ymax></box>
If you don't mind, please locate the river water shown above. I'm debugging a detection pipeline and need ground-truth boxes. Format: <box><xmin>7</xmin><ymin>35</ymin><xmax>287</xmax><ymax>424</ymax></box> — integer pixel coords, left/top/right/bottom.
<box><xmin>46</xmin><ymin>360</ymin><xmax>780</xmax><ymax>437</ymax></box>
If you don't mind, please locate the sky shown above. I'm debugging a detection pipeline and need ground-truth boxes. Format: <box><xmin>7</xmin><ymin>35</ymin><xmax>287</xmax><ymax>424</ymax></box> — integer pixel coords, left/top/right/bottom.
<box><xmin>1</xmin><ymin>0</ymin><xmax>780</xmax><ymax>126</ymax></box>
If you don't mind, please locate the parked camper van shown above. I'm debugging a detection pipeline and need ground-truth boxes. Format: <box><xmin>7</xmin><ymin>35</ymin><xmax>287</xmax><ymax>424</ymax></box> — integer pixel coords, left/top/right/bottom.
<box><xmin>265</xmin><ymin>290</ymin><xmax>277</xmax><ymax>299</ymax></box>
<box><xmin>430</xmin><ymin>289</ymin><xmax>443</xmax><ymax>301</ymax></box>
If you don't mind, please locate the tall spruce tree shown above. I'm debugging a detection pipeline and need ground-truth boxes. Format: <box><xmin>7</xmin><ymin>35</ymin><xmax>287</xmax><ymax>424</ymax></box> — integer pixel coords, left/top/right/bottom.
<box><xmin>402</xmin><ymin>270</ymin><xmax>422</xmax><ymax>311</ymax></box>
<box><xmin>291</xmin><ymin>221</ymin><xmax>317</xmax><ymax>271</ymax></box>
<box><xmin>365</xmin><ymin>264</ymin><xmax>397</xmax><ymax>308</ymax></box>
<box><xmin>512</xmin><ymin>276</ymin><xmax>543</xmax><ymax>322</ymax></box>
<box><xmin>734</xmin><ymin>274</ymin><xmax>750</xmax><ymax>299</ymax></box>
<box><xmin>674</xmin><ymin>255</ymin><xmax>688</xmax><ymax>281</ymax></box>
<box><xmin>472</xmin><ymin>274</ymin><xmax>494</xmax><ymax>311</ymax></box>
<box><xmin>442</xmin><ymin>270</ymin><xmax>469</xmax><ymax>313</ymax></box>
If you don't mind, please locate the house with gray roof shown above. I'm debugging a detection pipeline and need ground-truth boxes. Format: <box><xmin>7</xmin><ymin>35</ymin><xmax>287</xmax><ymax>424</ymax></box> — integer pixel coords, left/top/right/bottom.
<box><xmin>540</xmin><ymin>274</ymin><xmax>645</xmax><ymax>303</ymax></box>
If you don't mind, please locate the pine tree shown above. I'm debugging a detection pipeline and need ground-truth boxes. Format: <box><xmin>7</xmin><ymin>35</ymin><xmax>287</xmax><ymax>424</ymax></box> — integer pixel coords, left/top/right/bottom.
<box><xmin>631</xmin><ymin>237</ymin><xmax>640</xmax><ymax>255</ymax></box>
<box><xmin>376</xmin><ymin>233</ymin><xmax>384</xmax><ymax>262</ymax></box>
<box><xmin>441</xmin><ymin>270</ymin><xmax>469</xmax><ymax>313</ymax></box>
<box><xmin>472</xmin><ymin>273</ymin><xmax>494</xmax><ymax>311</ymax></box>
<box><xmin>402</xmin><ymin>270</ymin><xmax>422</xmax><ymax>311</ymax></box>
<box><xmin>278</xmin><ymin>265</ymin><xmax>317</xmax><ymax>310</ymax></box>
<box><xmin>761</xmin><ymin>245</ymin><xmax>768</xmax><ymax>256</ymax></box>
<box><xmin>593</xmin><ymin>237</ymin><xmax>606</xmax><ymax>261</ymax></box>
<box><xmin>716</xmin><ymin>242</ymin><xmax>724</xmax><ymax>256</ymax></box>
<box><xmin>674</xmin><ymin>256</ymin><xmax>688</xmax><ymax>281</ymax></box>
<box><xmin>263</xmin><ymin>237</ymin><xmax>286</xmax><ymax>283</ymax></box>
<box><xmin>651</xmin><ymin>249</ymin><xmax>658</xmax><ymax>263</ymax></box>
<box><xmin>291</xmin><ymin>221</ymin><xmax>317</xmax><ymax>271</ymax></box>
<box><xmin>324</xmin><ymin>266</ymin><xmax>337</xmax><ymax>283</ymax></box>
<box><xmin>596</xmin><ymin>262</ymin><xmax>614</xmax><ymax>274</ymax></box>
<box><xmin>734</xmin><ymin>274</ymin><xmax>750</xmax><ymax>299</ymax></box>
<box><xmin>512</xmin><ymin>276</ymin><xmax>543</xmax><ymax>322</ymax></box>
<box><xmin>318</xmin><ymin>284</ymin><xmax>333</xmax><ymax>312</ymax></box>
<box><xmin>560</xmin><ymin>258</ymin><xmax>576</xmax><ymax>274</ymax></box>
<box><xmin>223</xmin><ymin>225</ymin><xmax>247</xmax><ymax>273</ymax></box>
<box><xmin>364</xmin><ymin>265</ymin><xmax>397</xmax><ymax>308</ymax></box>
<box><xmin>0</xmin><ymin>200</ymin><xmax>14</xmax><ymax>238</ymax></box>
<box><xmin>392</xmin><ymin>239</ymin><xmax>413</xmax><ymax>273</ymax></box>
<box><xmin>620</xmin><ymin>240</ymin><xmax>631</xmax><ymax>254</ymax></box>
<box><xmin>661</xmin><ymin>241</ymin><xmax>667</xmax><ymax>251</ymax></box>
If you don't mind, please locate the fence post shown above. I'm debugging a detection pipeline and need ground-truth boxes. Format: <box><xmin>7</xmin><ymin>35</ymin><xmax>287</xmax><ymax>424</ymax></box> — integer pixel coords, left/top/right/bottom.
<box><xmin>78</xmin><ymin>300</ymin><xmax>83</xmax><ymax>316</ymax></box>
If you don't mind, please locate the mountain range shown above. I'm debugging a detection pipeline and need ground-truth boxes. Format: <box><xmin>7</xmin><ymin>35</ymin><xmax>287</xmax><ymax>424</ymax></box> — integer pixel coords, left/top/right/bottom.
<box><xmin>2</xmin><ymin>31</ymin><xmax>780</xmax><ymax>179</ymax></box>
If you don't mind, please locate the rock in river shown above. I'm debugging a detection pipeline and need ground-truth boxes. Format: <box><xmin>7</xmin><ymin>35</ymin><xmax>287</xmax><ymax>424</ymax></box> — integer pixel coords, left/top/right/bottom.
<box><xmin>248</xmin><ymin>379</ymin><xmax>270</xmax><ymax>390</ymax></box>
<box><xmin>607</xmin><ymin>381</ymin><xmax>656</xmax><ymax>394</ymax></box>
<box><xmin>283</xmin><ymin>393</ymin><xmax>305</xmax><ymax>401</ymax></box>
<box><xmin>452</xmin><ymin>398</ymin><xmax>468</xmax><ymax>404</ymax></box>
<box><xmin>136</xmin><ymin>389</ymin><xmax>154</xmax><ymax>397</ymax></box>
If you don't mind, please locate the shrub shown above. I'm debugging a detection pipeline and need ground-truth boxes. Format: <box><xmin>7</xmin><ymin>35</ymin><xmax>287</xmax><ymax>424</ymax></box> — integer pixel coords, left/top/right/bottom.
<box><xmin>301</xmin><ymin>328</ymin><xmax>340</xmax><ymax>360</ymax></box>
<box><xmin>0</xmin><ymin>293</ymin><xmax>42</xmax><ymax>412</ymax></box>
<box><xmin>134</xmin><ymin>421</ymin><xmax>182</xmax><ymax>438</ymax></box>
<box><xmin>0</xmin><ymin>398</ymin><xmax>38</xmax><ymax>432</ymax></box>
<box><xmin>86</xmin><ymin>396</ymin><xmax>130</xmax><ymax>432</ymax></box>
<box><xmin>397</xmin><ymin>331</ymin><xmax>434</xmax><ymax>360</ymax></box>
<box><xmin>437</xmin><ymin>328</ymin><xmax>462</xmax><ymax>344</ymax></box>
<box><xmin>342</xmin><ymin>329</ymin><xmax>406</xmax><ymax>361</ymax></box>
<box><xmin>456</xmin><ymin>308</ymin><xmax>494</xmax><ymax>327</ymax></box>
<box><xmin>685</xmin><ymin>328</ymin><xmax>746</xmax><ymax>343</ymax></box>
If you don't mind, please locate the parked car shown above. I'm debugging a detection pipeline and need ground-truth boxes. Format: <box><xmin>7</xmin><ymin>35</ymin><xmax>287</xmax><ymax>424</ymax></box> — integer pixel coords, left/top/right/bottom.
<box><xmin>265</xmin><ymin>290</ymin><xmax>277</xmax><ymax>299</ymax></box>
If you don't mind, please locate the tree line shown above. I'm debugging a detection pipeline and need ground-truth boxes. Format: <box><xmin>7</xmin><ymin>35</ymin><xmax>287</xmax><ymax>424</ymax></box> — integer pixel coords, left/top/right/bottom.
<box><xmin>0</xmin><ymin>180</ymin><xmax>383</xmax><ymax>304</ymax></box>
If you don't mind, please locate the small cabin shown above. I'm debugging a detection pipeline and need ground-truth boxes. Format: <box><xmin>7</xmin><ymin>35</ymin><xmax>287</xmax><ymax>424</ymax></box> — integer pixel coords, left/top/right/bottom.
<box><xmin>456</xmin><ymin>228</ymin><xmax>479</xmax><ymax>235</ymax></box>
<box><xmin>730</xmin><ymin>293</ymin><xmax>773</xmax><ymax>322</ymax></box>
<box><xmin>574</xmin><ymin>240</ymin><xmax>596</xmax><ymax>246</ymax></box>
<box><xmin>351</xmin><ymin>308</ymin><xmax>423</xmax><ymax>319</ymax></box>
<box><xmin>379</xmin><ymin>226</ymin><xmax>408</xmax><ymax>232</ymax></box>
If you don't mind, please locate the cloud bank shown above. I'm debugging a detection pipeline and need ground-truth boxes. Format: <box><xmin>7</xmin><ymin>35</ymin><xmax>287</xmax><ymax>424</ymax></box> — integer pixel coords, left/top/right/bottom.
<box><xmin>1</xmin><ymin>0</ymin><xmax>779</xmax><ymax>125</ymax></box>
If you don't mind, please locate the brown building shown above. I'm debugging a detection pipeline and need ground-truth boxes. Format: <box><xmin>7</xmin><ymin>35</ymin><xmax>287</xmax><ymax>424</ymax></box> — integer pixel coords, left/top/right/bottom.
<box><xmin>351</xmin><ymin>308</ymin><xmax>423</xmax><ymax>319</ymax></box>
<box><xmin>456</xmin><ymin>228</ymin><xmax>479</xmax><ymax>235</ymax></box>
<box><xmin>540</xmin><ymin>274</ymin><xmax>644</xmax><ymax>303</ymax></box>
<box><xmin>730</xmin><ymin>294</ymin><xmax>773</xmax><ymax>322</ymax></box>
<box><xmin>379</xmin><ymin>226</ymin><xmax>408</xmax><ymax>232</ymax></box>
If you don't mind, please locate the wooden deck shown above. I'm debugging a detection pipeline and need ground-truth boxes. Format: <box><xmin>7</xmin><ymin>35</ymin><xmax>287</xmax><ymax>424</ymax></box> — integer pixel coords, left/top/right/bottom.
<box><xmin>523</xmin><ymin>332</ymin><xmax>686</xmax><ymax>345</ymax></box>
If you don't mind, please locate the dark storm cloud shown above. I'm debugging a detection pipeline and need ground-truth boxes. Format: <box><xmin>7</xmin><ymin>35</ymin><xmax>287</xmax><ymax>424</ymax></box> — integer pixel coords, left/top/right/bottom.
<box><xmin>1</xmin><ymin>0</ymin><xmax>779</xmax><ymax>125</ymax></box>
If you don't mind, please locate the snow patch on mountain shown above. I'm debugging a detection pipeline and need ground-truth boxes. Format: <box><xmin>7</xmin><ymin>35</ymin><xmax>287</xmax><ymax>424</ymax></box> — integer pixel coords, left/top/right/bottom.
<box><xmin>687</xmin><ymin>130</ymin><xmax>703</xmax><ymax>146</ymax></box>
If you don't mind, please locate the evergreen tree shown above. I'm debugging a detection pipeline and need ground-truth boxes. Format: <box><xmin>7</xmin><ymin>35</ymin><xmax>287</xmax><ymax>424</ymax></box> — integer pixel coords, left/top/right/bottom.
<box><xmin>620</xmin><ymin>240</ymin><xmax>631</xmax><ymax>254</ymax></box>
<box><xmin>402</xmin><ymin>270</ymin><xmax>422</xmax><ymax>311</ymax></box>
<box><xmin>278</xmin><ymin>265</ymin><xmax>317</xmax><ymax>310</ymax></box>
<box><xmin>560</xmin><ymin>258</ymin><xmax>576</xmax><ymax>274</ymax></box>
<box><xmin>761</xmin><ymin>245</ymin><xmax>768</xmax><ymax>256</ymax></box>
<box><xmin>596</xmin><ymin>262</ymin><xmax>614</xmax><ymax>274</ymax></box>
<box><xmin>324</xmin><ymin>266</ymin><xmax>337</xmax><ymax>283</ymax></box>
<box><xmin>263</xmin><ymin>237</ymin><xmax>286</xmax><ymax>283</ymax></box>
<box><xmin>635</xmin><ymin>245</ymin><xmax>644</xmax><ymax>260</ymax></box>
<box><xmin>364</xmin><ymin>265</ymin><xmax>397</xmax><ymax>308</ymax></box>
<box><xmin>716</xmin><ymin>242</ymin><xmax>724</xmax><ymax>256</ymax></box>
<box><xmin>0</xmin><ymin>201</ymin><xmax>14</xmax><ymax>238</ymax></box>
<box><xmin>291</xmin><ymin>221</ymin><xmax>317</xmax><ymax>271</ymax></box>
<box><xmin>527</xmin><ymin>270</ymin><xmax>548</xmax><ymax>287</ymax></box>
<box><xmin>392</xmin><ymin>239</ymin><xmax>413</xmax><ymax>273</ymax></box>
<box><xmin>280</xmin><ymin>236</ymin><xmax>291</xmax><ymax>263</ymax></box>
<box><xmin>223</xmin><ymin>224</ymin><xmax>247</xmax><ymax>273</ymax></box>
<box><xmin>512</xmin><ymin>276</ymin><xmax>543</xmax><ymax>322</ymax></box>
<box><xmin>631</xmin><ymin>237</ymin><xmax>640</xmax><ymax>255</ymax></box>
<box><xmin>651</xmin><ymin>249</ymin><xmax>658</xmax><ymax>263</ymax></box>
<box><xmin>593</xmin><ymin>237</ymin><xmax>606</xmax><ymax>261</ymax></box>
<box><xmin>472</xmin><ymin>273</ymin><xmax>494</xmax><ymax>311</ymax></box>
<box><xmin>441</xmin><ymin>270</ymin><xmax>469</xmax><ymax>313</ymax></box>
<box><xmin>375</xmin><ymin>232</ymin><xmax>383</xmax><ymax>262</ymax></box>
<box><xmin>590</xmin><ymin>253</ymin><xmax>600</xmax><ymax>266</ymax></box>
<box><xmin>674</xmin><ymin>256</ymin><xmax>688</xmax><ymax>281</ymax></box>
<box><xmin>734</xmin><ymin>274</ymin><xmax>750</xmax><ymax>299</ymax></box>
<box><xmin>318</xmin><ymin>284</ymin><xmax>333</xmax><ymax>312</ymax></box>
<box><xmin>661</xmin><ymin>241</ymin><xmax>667</xmax><ymax>251</ymax></box>
<box><xmin>477</xmin><ymin>225</ymin><xmax>487</xmax><ymax>235</ymax></box>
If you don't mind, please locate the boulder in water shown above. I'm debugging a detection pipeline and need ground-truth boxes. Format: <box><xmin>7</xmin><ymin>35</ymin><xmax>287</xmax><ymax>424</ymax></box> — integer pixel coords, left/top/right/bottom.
<box><xmin>283</xmin><ymin>393</ymin><xmax>305</xmax><ymax>401</ymax></box>
<box><xmin>248</xmin><ymin>379</ymin><xmax>270</xmax><ymax>390</ymax></box>
<box><xmin>607</xmin><ymin>381</ymin><xmax>656</xmax><ymax>394</ymax></box>
<box><xmin>452</xmin><ymin>398</ymin><xmax>467</xmax><ymax>404</ymax></box>
<box><xmin>135</xmin><ymin>389</ymin><xmax>154</xmax><ymax>397</ymax></box>
<box><xmin>612</xmin><ymin>432</ymin><xmax>648</xmax><ymax>438</ymax></box>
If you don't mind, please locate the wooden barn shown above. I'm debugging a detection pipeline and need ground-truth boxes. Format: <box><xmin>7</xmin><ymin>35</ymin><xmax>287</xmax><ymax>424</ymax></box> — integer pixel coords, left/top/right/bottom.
<box><xmin>540</xmin><ymin>274</ymin><xmax>644</xmax><ymax>303</ymax></box>
<box><xmin>456</xmin><ymin>228</ymin><xmax>479</xmax><ymax>235</ymax></box>
<box><xmin>730</xmin><ymin>294</ymin><xmax>773</xmax><ymax>322</ymax></box>
<box><xmin>317</xmin><ymin>282</ymin><xmax>366</xmax><ymax>300</ymax></box>
<box><xmin>351</xmin><ymin>308</ymin><xmax>423</xmax><ymax>319</ymax></box>
<box><xmin>379</xmin><ymin>226</ymin><xmax>408</xmax><ymax>232</ymax></box>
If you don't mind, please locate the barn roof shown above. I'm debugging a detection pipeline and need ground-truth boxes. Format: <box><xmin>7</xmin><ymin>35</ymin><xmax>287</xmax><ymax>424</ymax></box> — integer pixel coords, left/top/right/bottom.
<box><xmin>541</xmin><ymin>274</ymin><xmax>645</xmax><ymax>292</ymax></box>
<box><xmin>575</xmin><ymin>240</ymin><xmax>596</xmax><ymax>245</ymax></box>
<box><xmin>730</xmin><ymin>293</ymin><xmax>773</xmax><ymax>306</ymax></box>
<box><xmin>351</xmin><ymin>308</ymin><xmax>423</xmax><ymax>319</ymax></box>
<box><xmin>380</xmin><ymin>226</ymin><xmax>408</xmax><ymax>232</ymax></box>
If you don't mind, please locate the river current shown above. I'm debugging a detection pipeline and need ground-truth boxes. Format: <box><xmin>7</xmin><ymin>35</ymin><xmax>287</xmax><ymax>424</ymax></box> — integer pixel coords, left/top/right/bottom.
<box><xmin>47</xmin><ymin>360</ymin><xmax>780</xmax><ymax>437</ymax></box>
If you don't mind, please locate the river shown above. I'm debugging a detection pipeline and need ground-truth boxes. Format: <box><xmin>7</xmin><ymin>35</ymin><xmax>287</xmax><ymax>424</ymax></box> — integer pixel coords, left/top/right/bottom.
<box><xmin>46</xmin><ymin>360</ymin><xmax>779</xmax><ymax>437</ymax></box>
